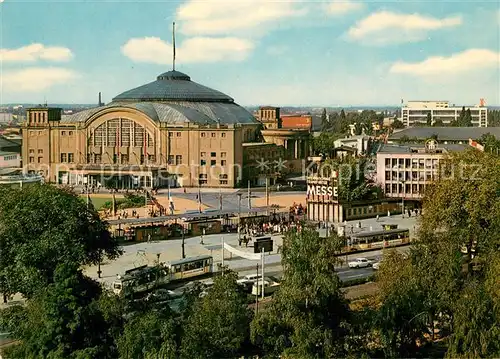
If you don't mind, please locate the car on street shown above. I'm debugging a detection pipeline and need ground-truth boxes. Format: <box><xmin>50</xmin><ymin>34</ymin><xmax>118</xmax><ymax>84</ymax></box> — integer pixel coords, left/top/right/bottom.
<box><xmin>372</xmin><ymin>261</ymin><xmax>381</xmax><ymax>270</ymax></box>
<box><xmin>348</xmin><ymin>258</ymin><xmax>373</xmax><ymax>268</ymax></box>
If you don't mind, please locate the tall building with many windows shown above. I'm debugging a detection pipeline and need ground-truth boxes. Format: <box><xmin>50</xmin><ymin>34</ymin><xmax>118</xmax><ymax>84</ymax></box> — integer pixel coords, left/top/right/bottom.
<box><xmin>401</xmin><ymin>100</ymin><xmax>488</xmax><ymax>127</ymax></box>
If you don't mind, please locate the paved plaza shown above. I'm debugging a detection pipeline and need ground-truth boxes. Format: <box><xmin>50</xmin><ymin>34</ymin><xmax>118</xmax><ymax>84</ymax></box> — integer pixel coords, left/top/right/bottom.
<box><xmin>84</xmin><ymin>213</ymin><xmax>419</xmax><ymax>288</ymax></box>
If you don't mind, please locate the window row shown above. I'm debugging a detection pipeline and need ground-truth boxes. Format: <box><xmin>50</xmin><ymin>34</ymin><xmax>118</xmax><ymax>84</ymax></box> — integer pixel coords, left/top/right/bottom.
<box><xmin>2</xmin><ymin>155</ymin><xmax>18</xmax><ymax>161</ymax></box>
<box><xmin>86</xmin><ymin>153</ymin><xmax>155</xmax><ymax>164</ymax></box>
<box><xmin>90</xmin><ymin>119</ymin><xmax>153</xmax><ymax>147</ymax></box>
<box><xmin>200</xmin><ymin>160</ymin><xmax>227</xmax><ymax>166</ymax></box>
<box><xmin>29</xmin><ymin>149</ymin><xmax>44</xmax><ymax>154</ymax></box>
<box><xmin>384</xmin><ymin>158</ymin><xmax>439</xmax><ymax>169</ymax></box>
<box><xmin>200</xmin><ymin>132</ymin><xmax>227</xmax><ymax>138</ymax></box>
<box><xmin>385</xmin><ymin>171</ymin><xmax>435</xmax><ymax>182</ymax></box>
<box><xmin>28</xmin><ymin>157</ymin><xmax>44</xmax><ymax>163</ymax></box>
<box><xmin>385</xmin><ymin>183</ymin><xmax>426</xmax><ymax>194</ymax></box>
<box><xmin>60</xmin><ymin>153</ymin><xmax>75</xmax><ymax>163</ymax></box>
<box><xmin>201</xmin><ymin>152</ymin><xmax>226</xmax><ymax>158</ymax></box>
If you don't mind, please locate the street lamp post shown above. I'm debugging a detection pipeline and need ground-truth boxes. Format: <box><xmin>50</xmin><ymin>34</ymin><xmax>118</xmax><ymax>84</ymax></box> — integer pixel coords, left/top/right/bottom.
<box><xmin>181</xmin><ymin>226</ymin><xmax>186</xmax><ymax>259</ymax></box>
<box><xmin>237</xmin><ymin>193</ymin><xmax>242</xmax><ymax>241</ymax></box>
<box><xmin>401</xmin><ymin>180</ymin><xmax>406</xmax><ymax>218</ymax></box>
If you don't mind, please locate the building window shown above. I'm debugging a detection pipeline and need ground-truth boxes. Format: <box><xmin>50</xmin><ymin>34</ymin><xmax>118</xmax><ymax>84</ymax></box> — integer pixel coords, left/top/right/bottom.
<box><xmin>201</xmin><ymin>159</ymin><xmax>206</xmax><ymax>166</ymax></box>
<box><xmin>29</xmin><ymin>149</ymin><xmax>34</xmax><ymax>154</ymax></box>
<box><xmin>60</xmin><ymin>153</ymin><xmax>67</xmax><ymax>162</ymax></box>
<box><xmin>95</xmin><ymin>154</ymin><xmax>102</xmax><ymax>164</ymax></box>
<box><xmin>61</xmin><ymin>131</ymin><xmax>66</xmax><ymax>136</ymax></box>
<box><xmin>210</xmin><ymin>159</ymin><xmax>216</xmax><ymax>166</ymax></box>
<box><xmin>385</xmin><ymin>171</ymin><xmax>391</xmax><ymax>181</ymax></box>
<box><xmin>201</xmin><ymin>132</ymin><xmax>206</xmax><ymax>137</ymax></box>
<box><xmin>219</xmin><ymin>180</ymin><xmax>228</xmax><ymax>185</ymax></box>
<box><xmin>221</xmin><ymin>160</ymin><xmax>227</xmax><ymax>166</ymax></box>
<box><xmin>168</xmin><ymin>155</ymin><xmax>174</xmax><ymax>164</ymax></box>
<box><xmin>201</xmin><ymin>152</ymin><xmax>206</xmax><ymax>157</ymax></box>
<box><xmin>38</xmin><ymin>149</ymin><xmax>43</xmax><ymax>154</ymax></box>
<box><xmin>221</xmin><ymin>152</ymin><xmax>226</xmax><ymax>158</ymax></box>
<box><xmin>113</xmin><ymin>154</ymin><xmax>118</xmax><ymax>164</ymax></box>
<box><xmin>176</xmin><ymin>132</ymin><xmax>181</xmax><ymax>137</ymax></box>
<box><xmin>69</xmin><ymin>131</ymin><xmax>73</xmax><ymax>136</ymax></box>
<box><xmin>175</xmin><ymin>155</ymin><xmax>182</xmax><ymax>165</ymax></box>
<box><xmin>219</xmin><ymin>174</ymin><xmax>228</xmax><ymax>179</ymax></box>
<box><xmin>29</xmin><ymin>157</ymin><xmax>34</xmax><ymax>163</ymax></box>
<box><xmin>121</xmin><ymin>154</ymin><xmax>129</xmax><ymax>164</ymax></box>
<box><xmin>211</xmin><ymin>132</ymin><xmax>216</xmax><ymax>138</ymax></box>
<box><xmin>199</xmin><ymin>174</ymin><xmax>207</xmax><ymax>185</ymax></box>
<box><xmin>148</xmin><ymin>155</ymin><xmax>155</xmax><ymax>162</ymax></box>
<box><xmin>37</xmin><ymin>157</ymin><xmax>43</xmax><ymax>163</ymax></box>
<box><xmin>221</xmin><ymin>133</ymin><xmax>226</xmax><ymax>138</ymax></box>
<box><xmin>211</xmin><ymin>152</ymin><xmax>216</xmax><ymax>157</ymax></box>
<box><xmin>68</xmin><ymin>153</ymin><xmax>74</xmax><ymax>163</ymax></box>
<box><xmin>169</xmin><ymin>132</ymin><xmax>173</xmax><ymax>137</ymax></box>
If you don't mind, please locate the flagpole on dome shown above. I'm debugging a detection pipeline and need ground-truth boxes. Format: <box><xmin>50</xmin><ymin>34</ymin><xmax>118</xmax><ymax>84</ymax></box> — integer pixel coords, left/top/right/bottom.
<box><xmin>172</xmin><ymin>22</ymin><xmax>176</xmax><ymax>71</ymax></box>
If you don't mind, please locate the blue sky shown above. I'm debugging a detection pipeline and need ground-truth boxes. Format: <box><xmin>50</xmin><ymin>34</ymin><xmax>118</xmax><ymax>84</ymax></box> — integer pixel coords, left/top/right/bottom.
<box><xmin>0</xmin><ymin>0</ymin><xmax>499</xmax><ymax>106</ymax></box>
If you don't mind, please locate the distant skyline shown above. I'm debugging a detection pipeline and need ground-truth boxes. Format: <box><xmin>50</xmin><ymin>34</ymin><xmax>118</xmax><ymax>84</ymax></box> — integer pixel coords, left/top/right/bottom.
<box><xmin>0</xmin><ymin>0</ymin><xmax>499</xmax><ymax>106</ymax></box>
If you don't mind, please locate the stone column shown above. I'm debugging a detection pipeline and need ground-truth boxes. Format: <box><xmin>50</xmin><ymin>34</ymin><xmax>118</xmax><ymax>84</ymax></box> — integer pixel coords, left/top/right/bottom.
<box><xmin>294</xmin><ymin>140</ymin><xmax>298</xmax><ymax>159</ymax></box>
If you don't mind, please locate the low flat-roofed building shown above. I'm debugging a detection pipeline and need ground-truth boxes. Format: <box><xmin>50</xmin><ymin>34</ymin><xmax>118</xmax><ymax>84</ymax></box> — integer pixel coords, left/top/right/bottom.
<box><xmin>389</xmin><ymin>126</ymin><xmax>500</xmax><ymax>144</ymax></box>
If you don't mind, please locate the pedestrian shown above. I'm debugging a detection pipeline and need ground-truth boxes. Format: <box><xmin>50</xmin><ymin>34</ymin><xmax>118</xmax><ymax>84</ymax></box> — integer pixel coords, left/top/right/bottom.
<box><xmin>147</xmin><ymin>233</ymin><xmax>151</xmax><ymax>243</ymax></box>
<box><xmin>376</xmin><ymin>214</ymin><xmax>379</xmax><ymax>222</ymax></box>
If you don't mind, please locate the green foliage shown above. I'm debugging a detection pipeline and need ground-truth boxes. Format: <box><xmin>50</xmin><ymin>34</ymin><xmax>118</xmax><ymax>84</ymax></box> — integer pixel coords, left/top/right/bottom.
<box><xmin>477</xmin><ymin>133</ymin><xmax>500</xmax><ymax>154</ymax></box>
<box><xmin>117</xmin><ymin>310</ymin><xmax>178</xmax><ymax>359</ymax></box>
<box><xmin>426</xmin><ymin>113</ymin><xmax>432</xmax><ymax>126</ymax></box>
<box><xmin>433</xmin><ymin>118</ymin><xmax>444</xmax><ymax>126</ymax></box>
<box><xmin>374</xmin><ymin>150</ymin><xmax>500</xmax><ymax>358</ymax></box>
<box><xmin>0</xmin><ymin>184</ymin><xmax>122</xmax><ymax>297</ymax></box>
<box><xmin>251</xmin><ymin>228</ymin><xmax>351</xmax><ymax>358</ymax></box>
<box><xmin>180</xmin><ymin>271</ymin><xmax>251</xmax><ymax>359</ymax></box>
<box><xmin>391</xmin><ymin>119</ymin><xmax>404</xmax><ymax>129</ymax></box>
<box><xmin>312</xmin><ymin>132</ymin><xmax>339</xmax><ymax>156</ymax></box>
<box><xmin>0</xmin><ymin>264</ymin><xmax>117</xmax><ymax>359</ymax></box>
<box><xmin>488</xmin><ymin>109</ymin><xmax>500</xmax><ymax>126</ymax></box>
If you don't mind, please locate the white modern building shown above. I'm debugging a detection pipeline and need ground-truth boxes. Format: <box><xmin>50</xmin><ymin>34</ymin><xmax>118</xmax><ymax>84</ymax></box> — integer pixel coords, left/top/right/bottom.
<box><xmin>376</xmin><ymin>140</ymin><xmax>469</xmax><ymax>200</ymax></box>
<box><xmin>0</xmin><ymin>152</ymin><xmax>21</xmax><ymax>169</ymax></box>
<box><xmin>401</xmin><ymin>100</ymin><xmax>488</xmax><ymax>127</ymax></box>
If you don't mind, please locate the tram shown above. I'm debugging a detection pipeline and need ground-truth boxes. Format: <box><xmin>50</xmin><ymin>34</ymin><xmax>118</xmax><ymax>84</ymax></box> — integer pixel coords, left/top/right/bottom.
<box><xmin>112</xmin><ymin>255</ymin><xmax>214</xmax><ymax>297</ymax></box>
<box><xmin>348</xmin><ymin>228</ymin><xmax>410</xmax><ymax>251</ymax></box>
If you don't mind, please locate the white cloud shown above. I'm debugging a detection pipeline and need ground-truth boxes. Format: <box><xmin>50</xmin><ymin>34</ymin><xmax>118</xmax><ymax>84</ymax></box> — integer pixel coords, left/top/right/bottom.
<box><xmin>389</xmin><ymin>49</ymin><xmax>500</xmax><ymax>76</ymax></box>
<box><xmin>176</xmin><ymin>0</ymin><xmax>308</xmax><ymax>36</ymax></box>
<box><xmin>326</xmin><ymin>0</ymin><xmax>363</xmax><ymax>15</ymax></box>
<box><xmin>347</xmin><ymin>11</ymin><xmax>462</xmax><ymax>44</ymax></box>
<box><xmin>122</xmin><ymin>36</ymin><xmax>255</xmax><ymax>64</ymax></box>
<box><xmin>0</xmin><ymin>44</ymin><xmax>73</xmax><ymax>63</ymax></box>
<box><xmin>1</xmin><ymin>67</ymin><xmax>79</xmax><ymax>92</ymax></box>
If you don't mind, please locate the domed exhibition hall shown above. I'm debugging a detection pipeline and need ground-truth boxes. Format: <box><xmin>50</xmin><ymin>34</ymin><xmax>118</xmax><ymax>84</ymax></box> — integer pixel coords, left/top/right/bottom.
<box><xmin>22</xmin><ymin>69</ymin><xmax>275</xmax><ymax>188</ymax></box>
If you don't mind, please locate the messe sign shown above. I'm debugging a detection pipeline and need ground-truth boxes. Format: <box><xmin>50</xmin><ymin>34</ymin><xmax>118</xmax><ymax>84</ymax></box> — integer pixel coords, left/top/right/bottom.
<box><xmin>307</xmin><ymin>185</ymin><xmax>338</xmax><ymax>198</ymax></box>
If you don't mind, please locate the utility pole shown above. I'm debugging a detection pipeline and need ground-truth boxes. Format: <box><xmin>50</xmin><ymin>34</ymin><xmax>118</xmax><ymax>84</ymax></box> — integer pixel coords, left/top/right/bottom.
<box><xmin>237</xmin><ymin>193</ymin><xmax>242</xmax><ymax>241</ymax></box>
<box><xmin>181</xmin><ymin>226</ymin><xmax>185</xmax><ymax>259</ymax></box>
<box><xmin>261</xmin><ymin>247</ymin><xmax>265</xmax><ymax>299</ymax></box>
<box><xmin>247</xmin><ymin>180</ymin><xmax>251</xmax><ymax>210</ymax></box>
<box><xmin>265</xmin><ymin>177</ymin><xmax>269</xmax><ymax>216</ymax></box>
<box><xmin>255</xmin><ymin>264</ymin><xmax>259</xmax><ymax>315</ymax></box>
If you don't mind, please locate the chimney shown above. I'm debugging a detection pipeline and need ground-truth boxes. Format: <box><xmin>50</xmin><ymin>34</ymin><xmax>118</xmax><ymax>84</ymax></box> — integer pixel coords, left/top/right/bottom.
<box><xmin>98</xmin><ymin>92</ymin><xmax>102</xmax><ymax>106</ymax></box>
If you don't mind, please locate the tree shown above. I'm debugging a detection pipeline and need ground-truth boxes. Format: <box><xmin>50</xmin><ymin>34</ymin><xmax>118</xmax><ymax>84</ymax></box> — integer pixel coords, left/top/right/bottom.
<box><xmin>375</xmin><ymin>150</ymin><xmax>500</xmax><ymax>358</ymax></box>
<box><xmin>0</xmin><ymin>264</ymin><xmax>117</xmax><ymax>359</ymax></box>
<box><xmin>117</xmin><ymin>310</ymin><xmax>178</xmax><ymax>359</ymax></box>
<box><xmin>320</xmin><ymin>108</ymin><xmax>328</xmax><ymax>130</ymax></box>
<box><xmin>433</xmin><ymin>118</ymin><xmax>444</xmax><ymax>127</ymax></box>
<box><xmin>463</xmin><ymin>108</ymin><xmax>473</xmax><ymax>127</ymax></box>
<box><xmin>477</xmin><ymin>133</ymin><xmax>500</xmax><ymax>154</ymax></box>
<box><xmin>391</xmin><ymin>119</ymin><xmax>404</xmax><ymax>129</ymax></box>
<box><xmin>251</xmin><ymin>228</ymin><xmax>351</xmax><ymax>358</ymax></box>
<box><xmin>180</xmin><ymin>271</ymin><xmax>251</xmax><ymax>359</ymax></box>
<box><xmin>313</xmin><ymin>132</ymin><xmax>338</xmax><ymax>157</ymax></box>
<box><xmin>0</xmin><ymin>184</ymin><xmax>122</xmax><ymax>297</ymax></box>
<box><xmin>426</xmin><ymin>113</ymin><xmax>432</xmax><ymax>126</ymax></box>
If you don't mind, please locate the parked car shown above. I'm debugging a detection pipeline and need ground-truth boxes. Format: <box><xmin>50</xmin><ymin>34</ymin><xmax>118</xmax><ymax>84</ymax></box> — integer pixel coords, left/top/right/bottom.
<box><xmin>348</xmin><ymin>258</ymin><xmax>372</xmax><ymax>268</ymax></box>
<box><xmin>372</xmin><ymin>262</ymin><xmax>381</xmax><ymax>270</ymax></box>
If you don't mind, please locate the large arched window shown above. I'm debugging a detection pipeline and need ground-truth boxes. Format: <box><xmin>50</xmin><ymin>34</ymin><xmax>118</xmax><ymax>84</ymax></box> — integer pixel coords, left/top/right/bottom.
<box><xmin>90</xmin><ymin>119</ymin><xmax>153</xmax><ymax>147</ymax></box>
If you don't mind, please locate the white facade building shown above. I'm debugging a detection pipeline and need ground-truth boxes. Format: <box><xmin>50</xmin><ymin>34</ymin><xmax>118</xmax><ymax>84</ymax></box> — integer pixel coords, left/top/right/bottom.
<box><xmin>401</xmin><ymin>100</ymin><xmax>488</xmax><ymax>127</ymax></box>
<box><xmin>0</xmin><ymin>152</ymin><xmax>21</xmax><ymax>168</ymax></box>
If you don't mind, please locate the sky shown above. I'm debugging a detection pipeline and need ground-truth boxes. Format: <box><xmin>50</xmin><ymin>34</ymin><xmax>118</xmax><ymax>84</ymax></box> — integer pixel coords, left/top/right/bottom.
<box><xmin>0</xmin><ymin>0</ymin><xmax>499</xmax><ymax>107</ymax></box>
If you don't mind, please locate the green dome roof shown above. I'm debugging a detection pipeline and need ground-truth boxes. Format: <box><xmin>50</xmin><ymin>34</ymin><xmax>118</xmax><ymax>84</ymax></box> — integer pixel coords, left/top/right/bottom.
<box><xmin>112</xmin><ymin>70</ymin><xmax>235</xmax><ymax>103</ymax></box>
